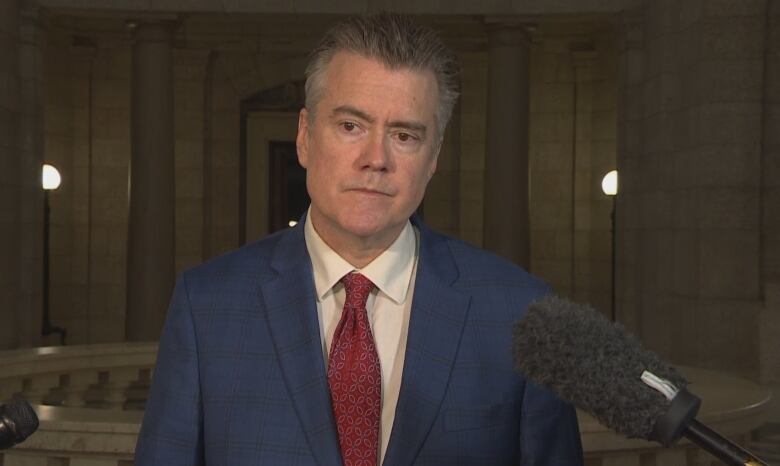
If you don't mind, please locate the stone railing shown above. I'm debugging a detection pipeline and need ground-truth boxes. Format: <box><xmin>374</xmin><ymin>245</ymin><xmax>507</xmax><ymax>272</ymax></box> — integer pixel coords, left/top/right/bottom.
<box><xmin>0</xmin><ymin>344</ymin><xmax>773</xmax><ymax>466</ymax></box>
<box><xmin>0</xmin><ymin>343</ymin><xmax>154</xmax><ymax>466</ymax></box>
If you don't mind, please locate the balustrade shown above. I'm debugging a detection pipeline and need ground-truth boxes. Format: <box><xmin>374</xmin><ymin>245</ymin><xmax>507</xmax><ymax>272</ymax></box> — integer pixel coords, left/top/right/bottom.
<box><xmin>0</xmin><ymin>344</ymin><xmax>772</xmax><ymax>466</ymax></box>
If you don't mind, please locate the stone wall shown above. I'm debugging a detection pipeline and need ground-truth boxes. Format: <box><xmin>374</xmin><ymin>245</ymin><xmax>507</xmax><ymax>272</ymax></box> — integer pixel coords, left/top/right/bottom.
<box><xmin>760</xmin><ymin>0</ymin><xmax>780</xmax><ymax>385</ymax></box>
<box><xmin>528</xmin><ymin>22</ymin><xmax>617</xmax><ymax>315</ymax></box>
<box><xmin>35</xmin><ymin>0</ymin><xmax>643</xmax><ymax>15</ymax></box>
<box><xmin>616</xmin><ymin>0</ymin><xmax>770</xmax><ymax>377</ymax></box>
<box><xmin>457</xmin><ymin>50</ymin><xmax>488</xmax><ymax>246</ymax></box>
<box><xmin>0</xmin><ymin>0</ymin><xmax>24</xmax><ymax>349</ymax></box>
<box><xmin>38</xmin><ymin>13</ymin><xmax>615</xmax><ymax>343</ymax></box>
<box><xmin>173</xmin><ymin>49</ymin><xmax>209</xmax><ymax>273</ymax></box>
<box><xmin>44</xmin><ymin>23</ymin><xmax>132</xmax><ymax>344</ymax></box>
<box><xmin>5</xmin><ymin>0</ymin><xmax>777</xmax><ymax>386</ymax></box>
<box><xmin>454</xmin><ymin>22</ymin><xmax>618</xmax><ymax>314</ymax></box>
<box><xmin>41</xmin><ymin>18</ymin><xmax>317</xmax><ymax>343</ymax></box>
<box><xmin>0</xmin><ymin>0</ymin><xmax>44</xmax><ymax>350</ymax></box>
<box><xmin>40</xmin><ymin>14</ymin><xmax>617</xmax><ymax>344</ymax></box>
<box><xmin>761</xmin><ymin>9</ymin><xmax>780</xmax><ymax>273</ymax></box>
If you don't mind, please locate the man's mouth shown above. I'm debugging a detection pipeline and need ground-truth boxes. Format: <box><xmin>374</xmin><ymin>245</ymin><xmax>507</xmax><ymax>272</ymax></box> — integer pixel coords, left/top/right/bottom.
<box><xmin>349</xmin><ymin>188</ymin><xmax>392</xmax><ymax>196</ymax></box>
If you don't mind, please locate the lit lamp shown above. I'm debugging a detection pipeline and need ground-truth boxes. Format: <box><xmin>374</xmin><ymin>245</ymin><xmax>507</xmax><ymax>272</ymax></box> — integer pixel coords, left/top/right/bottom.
<box><xmin>42</xmin><ymin>164</ymin><xmax>66</xmax><ymax>345</ymax></box>
<box><xmin>601</xmin><ymin>170</ymin><xmax>618</xmax><ymax>197</ymax></box>
<box><xmin>601</xmin><ymin>170</ymin><xmax>618</xmax><ymax>322</ymax></box>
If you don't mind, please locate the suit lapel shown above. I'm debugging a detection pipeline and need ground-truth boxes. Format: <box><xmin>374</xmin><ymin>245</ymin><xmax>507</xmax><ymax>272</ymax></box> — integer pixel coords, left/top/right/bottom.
<box><xmin>259</xmin><ymin>224</ymin><xmax>342</xmax><ymax>466</ymax></box>
<box><xmin>383</xmin><ymin>221</ymin><xmax>470</xmax><ymax>466</ymax></box>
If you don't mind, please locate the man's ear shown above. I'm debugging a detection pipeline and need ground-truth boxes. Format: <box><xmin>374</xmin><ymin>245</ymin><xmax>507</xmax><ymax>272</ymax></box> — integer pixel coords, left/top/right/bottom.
<box><xmin>296</xmin><ymin>108</ymin><xmax>310</xmax><ymax>168</ymax></box>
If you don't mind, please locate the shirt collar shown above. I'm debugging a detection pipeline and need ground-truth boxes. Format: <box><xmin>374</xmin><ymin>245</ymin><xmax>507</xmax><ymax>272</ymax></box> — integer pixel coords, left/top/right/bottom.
<box><xmin>304</xmin><ymin>209</ymin><xmax>417</xmax><ymax>305</ymax></box>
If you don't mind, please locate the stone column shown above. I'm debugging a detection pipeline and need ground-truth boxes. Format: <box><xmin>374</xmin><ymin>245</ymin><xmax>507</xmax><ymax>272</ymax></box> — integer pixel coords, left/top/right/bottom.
<box><xmin>762</xmin><ymin>0</ymin><xmax>780</xmax><ymax>286</ymax></box>
<box><xmin>483</xmin><ymin>23</ymin><xmax>531</xmax><ymax>268</ymax></box>
<box><xmin>17</xmin><ymin>1</ymin><xmax>45</xmax><ymax>347</ymax></box>
<box><xmin>760</xmin><ymin>0</ymin><xmax>780</xmax><ymax>385</ymax></box>
<box><xmin>126</xmin><ymin>21</ymin><xmax>175</xmax><ymax>341</ymax></box>
<box><xmin>0</xmin><ymin>0</ymin><xmax>43</xmax><ymax>349</ymax></box>
<box><xmin>0</xmin><ymin>0</ymin><xmax>23</xmax><ymax>349</ymax></box>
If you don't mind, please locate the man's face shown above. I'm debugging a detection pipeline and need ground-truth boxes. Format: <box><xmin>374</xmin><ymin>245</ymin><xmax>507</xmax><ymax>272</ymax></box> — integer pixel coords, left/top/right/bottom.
<box><xmin>296</xmin><ymin>51</ymin><xmax>440</xmax><ymax>250</ymax></box>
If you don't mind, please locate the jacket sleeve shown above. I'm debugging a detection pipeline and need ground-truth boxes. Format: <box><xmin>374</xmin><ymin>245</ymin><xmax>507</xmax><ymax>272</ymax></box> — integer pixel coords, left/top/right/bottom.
<box><xmin>134</xmin><ymin>275</ymin><xmax>204</xmax><ymax>466</ymax></box>
<box><xmin>518</xmin><ymin>380</ymin><xmax>584</xmax><ymax>466</ymax></box>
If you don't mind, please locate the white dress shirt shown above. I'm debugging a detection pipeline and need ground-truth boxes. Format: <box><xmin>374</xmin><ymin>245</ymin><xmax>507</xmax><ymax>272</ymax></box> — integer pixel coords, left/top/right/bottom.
<box><xmin>304</xmin><ymin>213</ymin><xmax>418</xmax><ymax>465</ymax></box>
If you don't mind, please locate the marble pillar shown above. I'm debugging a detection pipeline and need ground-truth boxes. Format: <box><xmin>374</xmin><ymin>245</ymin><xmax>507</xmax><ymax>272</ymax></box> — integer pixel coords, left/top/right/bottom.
<box><xmin>761</xmin><ymin>1</ymin><xmax>780</xmax><ymax>287</ymax></box>
<box><xmin>0</xmin><ymin>0</ymin><xmax>43</xmax><ymax>349</ymax></box>
<box><xmin>760</xmin><ymin>0</ymin><xmax>780</xmax><ymax>385</ymax></box>
<box><xmin>126</xmin><ymin>21</ymin><xmax>175</xmax><ymax>342</ymax></box>
<box><xmin>483</xmin><ymin>23</ymin><xmax>531</xmax><ymax>268</ymax></box>
<box><xmin>17</xmin><ymin>1</ymin><xmax>45</xmax><ymax>347</ymax></box>
<box><xmin>0</xmin><ymin>0</ymin><xmax>22</xmax><ymax>349</ymax></box>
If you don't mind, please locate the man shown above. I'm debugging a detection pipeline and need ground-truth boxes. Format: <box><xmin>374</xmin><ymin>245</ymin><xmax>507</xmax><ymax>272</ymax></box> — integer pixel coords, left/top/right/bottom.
<box><xmin>135</xmin><ymin>13</ymin><xmax>583</xmax><ymax>466</ymax></box>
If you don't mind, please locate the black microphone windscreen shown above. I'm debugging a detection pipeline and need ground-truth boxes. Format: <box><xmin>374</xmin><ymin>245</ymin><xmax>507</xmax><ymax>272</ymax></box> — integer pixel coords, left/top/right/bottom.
<box><xmin>5</xmin><ymin>400</ymin><xmax>38</xmax><ymax>439</ymax></box>
<box><xmin>0</xmin><ymin>398</ymin><xmax>39</xmax><ymax>450</ymax></box>
<box><xmin>513</xmin><ymin>295</ymin><xmax>687</xmax><ymax>440</ymax></box>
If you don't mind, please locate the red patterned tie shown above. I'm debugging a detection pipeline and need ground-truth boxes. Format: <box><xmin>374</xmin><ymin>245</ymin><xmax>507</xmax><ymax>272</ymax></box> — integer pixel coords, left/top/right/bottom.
<box><xmin>328</xmin><ymin>272</ymin><xmax>381</xmax><ymax>466</ymax></box>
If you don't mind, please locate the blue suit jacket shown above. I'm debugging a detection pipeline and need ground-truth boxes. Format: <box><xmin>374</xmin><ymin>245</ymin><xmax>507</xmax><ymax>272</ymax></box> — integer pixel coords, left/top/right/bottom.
<box><xmin>135</xmin><ymin>218</ymin><xmax>583</xmax><ymax>465</ymax></box>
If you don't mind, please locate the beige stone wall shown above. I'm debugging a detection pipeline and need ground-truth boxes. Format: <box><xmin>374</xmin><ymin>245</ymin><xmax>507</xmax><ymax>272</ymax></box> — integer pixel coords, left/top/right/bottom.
<box><xmin>421</xmin><ymin>102</ymin><xmax>461</xmax><ymax>238</ymax></box>
<box><xmin>457</xmin><ymin>51</ymin><xmax>488</xmax><ymax>246</ymax></box>
<box><xmin>764</xmin><ymin>3</ymin><xmax>780</xmax><ymax>286</ymax></box>
<box><xmin>16</xmin><ymin>5</ymin><xmax>777</xmax><ymax>386</ymax></box>
<box><xmin>40</xmin><ymin>15</ymin><xmax>620</xmax><ymax>344</ymax></box>
<box><xmin>760</xmin><ymin>0</ymin><xmax>780</xmax><ymax>385</ymax></box>
<box><xmin>36</xmin><ymin>0</ymin><xmax>643</xmax><ymax>15</ymax></box>
<box><xmin>42</xmin><ymin>20</ymin><xmax>314</xmax><ymax>344</ymax></box>
<box><xmin>44</xmin><ymin>29</ymin><xmax>132</xmax><ymax>344</ymax></box>
<box><xmin>206</xmin><ymin>51</ymin><xmax>242</xmax><ymax>256</ymax></box>
<box><xmin>0</xmin><ymin>0</ymin><xmax>24</xmax><ymax>349</ymax></box>
<box><xmin>0</xmin><ymin>0</ymin><xmax>44</xmax><ymax>350</ymax></box>
<box><xmin>43</xmin><ymin>27</ymin><xmax>86</xmax><ymax>344</ymax></box>
<box><xmin>616</xmin><ymin>0</ymin><xmax>769</xmax><ymax>377</ymax></box>
<box><xmin>528</xmin><ymin>24</ymin><xmax>617</xmax><ymax>315</ymax></box>
<box><xmin>454</xmin><ymin>25</ymin><xmax>617</xmax><ymax>313</ymax></box>
<box><xmin>174</xmin><ymin>49</ymin><xmax>209</xmax><ymax>273</ymax></box>
<box><xmin>43</xmin><ymin>29</ymin><xmax>210</xmax><ymax>343</ymax></box>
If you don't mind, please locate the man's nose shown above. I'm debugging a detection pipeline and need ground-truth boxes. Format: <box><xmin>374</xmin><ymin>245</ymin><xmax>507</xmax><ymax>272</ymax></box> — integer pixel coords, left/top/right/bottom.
<box><xmin>357</xmin><ymin>133</ymin><xmax>394</xmax><ymax>172</ymax></box>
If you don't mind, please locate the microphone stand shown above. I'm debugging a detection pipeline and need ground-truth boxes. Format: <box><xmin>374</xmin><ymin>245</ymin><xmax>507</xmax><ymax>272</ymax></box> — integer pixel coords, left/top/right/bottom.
<box><xmin>684</xmin><ymin>420</ymin><xmax>769</xmax><ymax>466</ymax></box>
<box><xmin>651</xmin><ymin>388</ymin><xmax>770</xmax><ymax>466</ymax></box>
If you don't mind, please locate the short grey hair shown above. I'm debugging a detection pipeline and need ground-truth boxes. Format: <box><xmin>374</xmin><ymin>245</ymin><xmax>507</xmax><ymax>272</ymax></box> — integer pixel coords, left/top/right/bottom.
<box><xmin>304</xmin><ymin>13</ymin><xmax>460</xmax><ymax>141</ymax></box>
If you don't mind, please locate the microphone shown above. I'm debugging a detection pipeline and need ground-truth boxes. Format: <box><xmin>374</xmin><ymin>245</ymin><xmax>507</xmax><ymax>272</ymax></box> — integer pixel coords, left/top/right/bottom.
<box><xmin>0</xmin><ymin>398</ymin><xmax>39</xmax><ymax>450</ymax></box>
<box><xmin>513</xmin><ymin>295</ymin><xmax>769</xmax><ymax>466</ymax></box>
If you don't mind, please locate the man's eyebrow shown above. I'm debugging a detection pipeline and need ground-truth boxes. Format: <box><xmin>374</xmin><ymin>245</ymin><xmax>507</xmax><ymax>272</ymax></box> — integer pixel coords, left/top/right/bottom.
<box><xmin>331</xmin><ymin>105</ymin><xmax>374</xmax><ymax>123</ymax></box>
<box><xmin>387</xmin><ymin>119</ymin><xmax>427</xmax><ymax>137</ymax></box>
<box><xmin>331</xmin><ymin>105</ymin><xmax>428</xmax><ymax>137</ymax></box>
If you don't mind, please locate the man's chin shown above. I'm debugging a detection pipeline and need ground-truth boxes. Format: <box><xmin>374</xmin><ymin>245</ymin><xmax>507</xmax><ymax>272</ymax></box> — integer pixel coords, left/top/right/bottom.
<box><xmin>340</xmin><ymin>218</ymin><xmax>402</xmax><ymax>243</ymax></box>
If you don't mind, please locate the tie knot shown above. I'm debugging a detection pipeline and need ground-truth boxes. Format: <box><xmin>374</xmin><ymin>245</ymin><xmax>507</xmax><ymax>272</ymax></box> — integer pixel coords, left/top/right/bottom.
<box><xmin>340</xmin><ymin>272</ymin><xmax>374</xmax><ymax>309</ymax></box>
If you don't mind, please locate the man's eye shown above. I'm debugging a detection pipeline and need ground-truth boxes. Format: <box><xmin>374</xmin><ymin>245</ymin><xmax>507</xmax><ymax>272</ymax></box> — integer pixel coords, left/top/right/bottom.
<box><xmin>396</xmin><ymin>132</ymin><xmax>416</xmax><ymax>143</ymax></box>
<box><xmin>341</xmin><ymin>122</ymin><xmax>357</xmax><ymax>132</ymax></box>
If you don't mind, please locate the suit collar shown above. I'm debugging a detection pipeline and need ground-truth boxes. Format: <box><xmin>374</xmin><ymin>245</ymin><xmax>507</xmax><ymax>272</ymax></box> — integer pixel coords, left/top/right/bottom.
<box><xmin>262</xmin><ymin>215</ymin><xmax>470</xmax><ymax>466</ymax></box>
<box><xmin>261</xmin><ymin>219</ymin><xmax>343</xmax><ymax>466</ymax></box>
<box><xmin>383</xmin><ymin>216</ymin><xmax>471</xmax><ymax>466</ymax></box>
